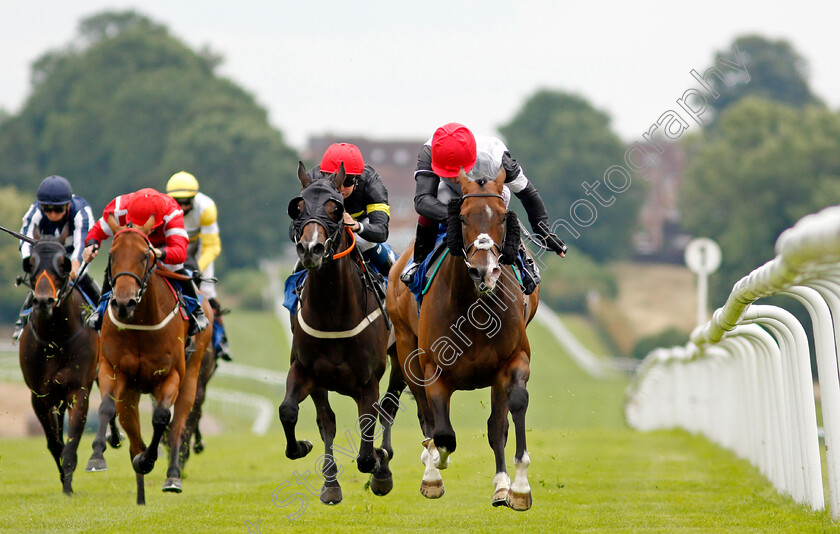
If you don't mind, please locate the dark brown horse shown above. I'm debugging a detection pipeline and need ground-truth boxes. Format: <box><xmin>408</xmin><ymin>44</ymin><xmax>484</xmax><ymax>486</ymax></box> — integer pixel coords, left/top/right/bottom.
<box><xmin>281</xmin><ymin>163</ymin><xmax>405</xmax><ymax>504</ymax></box>
<box><xmin>17</xmin><ymin>228</ymin><xmax>114</xmax><ymax>494</ymax></box>
<box><xmin>387</xmin><ymin>168</ymin><xmax>539</xmax><ymax>510</ymax></box>
<box><xmin>84</xmin><ymin>216</ymin><xmax>213</xmax><ymax>505</ymax></box>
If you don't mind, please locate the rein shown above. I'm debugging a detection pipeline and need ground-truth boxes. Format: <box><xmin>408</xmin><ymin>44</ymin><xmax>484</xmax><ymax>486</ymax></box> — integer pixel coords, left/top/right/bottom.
<box><xmin>332</xmin><ymin>227</ymin><xmax>356</xmax><ymax>259</ymax></box>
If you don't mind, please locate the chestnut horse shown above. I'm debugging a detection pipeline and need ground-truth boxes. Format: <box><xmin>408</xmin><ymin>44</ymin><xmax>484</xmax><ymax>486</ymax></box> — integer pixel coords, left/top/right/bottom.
<box><xmin>84</xmin><ymin>216</ymin><xmax>213</xmax><ymax>505</ymax></box>
<box><xmin>17</xmin><ymin>228</ymin><xmax>118</xmax><ymax>494</ymax></box>
<box><xmin>387</xmin><ymin>168</ymin><xmax>539</xmax><ymax>510</ymax></box>
<box><xmin>281</xmin><ymin>163</ymin><xmax>405</xmax><ymax>504</ymax></box>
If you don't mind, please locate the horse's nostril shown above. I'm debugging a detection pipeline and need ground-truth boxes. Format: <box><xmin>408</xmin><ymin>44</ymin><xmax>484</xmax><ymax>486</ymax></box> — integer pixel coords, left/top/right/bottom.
<box><xmin>127</xmin><ymin>299</ymin><xmax>137</xmax><ymax>309</ymax></box>
<box><xmin>312</xmin><ymin>243</ymin><xmax>325</xmax><ymax>257</ymax></box>
<box><xmin>296</xmin><ymin>243</ymin><xmax>306</xmax><ymax>256</ymax></box>
<box><xmin>467</xmin><ymin>267</ymin><xmax>482</xmax><ymax>282</ymax></box>
<box><xmin>46</xmin><ymin>298</ymin><xmax>55</xmax><ymax>306</ymax></box>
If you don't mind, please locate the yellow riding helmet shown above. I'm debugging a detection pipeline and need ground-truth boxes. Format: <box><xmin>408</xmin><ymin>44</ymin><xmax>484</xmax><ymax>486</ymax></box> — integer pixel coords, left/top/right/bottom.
<box><xmin>166</xmin><ymin>171</ymin><xmax>200</xmax><ymax>199</ymax></box>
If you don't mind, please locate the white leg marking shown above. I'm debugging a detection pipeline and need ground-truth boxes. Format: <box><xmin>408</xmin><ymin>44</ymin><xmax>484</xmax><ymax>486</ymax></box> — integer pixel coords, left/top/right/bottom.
<box><xmin>493</xmin><ymin>471</ymin><xmax>511</xmax><ymax>491</ymax></box>
<box><xmin>421</xmin><ymin>439</ymin><xmax>442</xmax><ymax>483</ymax></box>
<box><xmin>511</xmin><ymin>451</ymin><xmax>531</xmax><ymax>494</ymax></box>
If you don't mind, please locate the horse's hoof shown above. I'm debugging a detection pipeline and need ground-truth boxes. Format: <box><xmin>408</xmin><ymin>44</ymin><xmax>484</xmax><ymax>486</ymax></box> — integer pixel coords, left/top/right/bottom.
<box><xmin>420</xmin><ymin>479</ymin><xmax>445</xmax><ymax>499</ymax></box>
<box><xmin>370</xmin><ymin>474</ymin><xmax>394</xmax><ymax>496</ymax></box>
<box><xmin>492</xmin><ymin>487</ymin><xmax>509</xmax><ymax>507</ymax></box>
<box><xmin>506</xmin><ymin>490</ymin><xmax>532</xmax><ymax>511</ymax></box>
<box><xmin>357</xmin><ymin>455</ymin><xmax>377</xmax><ymax>474</ymax></box>
<box><xmin>162</xmin><ymin>477</ymin><xmax>183</xmax><ymax>493</ymax></box>
<box><xmin>85</xmin><ymin>457</ymin><xmax>107</xmax><ymax>472</ymax></box>
<box><xmin>193</xmin><ymin>441</ymin><xmax>204</xmax><ymax>454</ymax></box>
<box><xmin>132</xmin><ymin>453</ymin><xmax>154</xmax><ymax>475</ymax></box>
<box><xmin>107</xmin><ymin>430</ymin><xmax>124</xmax><ymax>449</ymax></box>
<box><xmin>320</xmin><ymin>485</ymin><xmax>342</xmax><ymax>505</ymax></box>
<box><xmin>286</xmin><ymin>440</ymin><xmax>313</xmax><ymax>460</ymax></box>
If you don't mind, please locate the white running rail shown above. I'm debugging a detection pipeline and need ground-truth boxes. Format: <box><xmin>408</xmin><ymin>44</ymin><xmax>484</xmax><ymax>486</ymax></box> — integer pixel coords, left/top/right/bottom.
<box><xmin>626</xmin><ymin>204</ymin><xmax>840</xmax><ymax>517</ymax></box>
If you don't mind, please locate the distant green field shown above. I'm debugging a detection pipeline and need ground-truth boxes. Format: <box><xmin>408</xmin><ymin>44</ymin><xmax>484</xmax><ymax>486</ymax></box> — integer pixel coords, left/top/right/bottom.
<box><xmin>0</xmin><ymin>310</ymin><xmax>837</xmax><ymax>532</ymax></box>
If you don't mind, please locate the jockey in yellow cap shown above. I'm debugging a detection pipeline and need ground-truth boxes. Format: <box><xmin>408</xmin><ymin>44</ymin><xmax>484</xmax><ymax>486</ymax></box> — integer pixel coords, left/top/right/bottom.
<box><xmin>166</xmin><ymin>171</ymin><xmax>231</xmax><ymax>360</ymax></box>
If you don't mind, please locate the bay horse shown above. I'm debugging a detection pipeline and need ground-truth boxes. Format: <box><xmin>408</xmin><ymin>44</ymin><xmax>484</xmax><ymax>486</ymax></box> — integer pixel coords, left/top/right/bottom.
<box><xmin>84</xmin><ymin>215</ymin><xmax>213</xmax><ymax>505</ymax></box>
<box><xmin>17</xmin><ymin>227</ymin><xmax>118</xmax><ymax>494</ymax></box>
<box><xmin>281</xmin><ymin>162</ymin><xmax>405</xmax><ymax>504</ymax></box>
<box><xmin>170</xmin><ymin>341</ymin><xmax>217</xmax><ymax>471</ymax></box>
<box><xmin>387</xmin><ymin>168</ymin><xmax>539</xmax><ymax>510</ymax></box>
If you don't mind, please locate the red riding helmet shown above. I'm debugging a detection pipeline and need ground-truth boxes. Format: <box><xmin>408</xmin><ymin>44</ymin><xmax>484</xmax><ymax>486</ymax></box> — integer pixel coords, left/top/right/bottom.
<box><xmin>431</xmin><ymin>123</ymin><xmax>477</xmax><ymax>178</ymax></box>
<box><xmin>126</xmin><ymin>189</ymin><xmax>165</xmax><ymax>228</ymax></box>
<box><xmin>320</xmin><ymin>143</ymin><xmax>365</xmax><ymax>175</ymax></box>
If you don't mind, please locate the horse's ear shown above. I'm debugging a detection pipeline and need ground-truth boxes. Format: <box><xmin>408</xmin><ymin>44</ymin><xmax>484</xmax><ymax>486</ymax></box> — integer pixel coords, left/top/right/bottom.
<box><xmin>456</xmin><ymin>167</ymin><xmax>470</xmax><ymax>193</ymax></box>
<box><xmin>492</xmin><ymin>165</ymin><xmax>506</xmax><ymax>192</ymax></box>
<box><xmin>140</xmin><ymin>216</ymin><xmax>155</xmax><ymax>235</ymax></box>
<box><xmin>332</xmin><ymin>162</ymin><xmax>346</xmax><ymax>191</ymax></box>
<box><xmin>107</xmin><ymin>214</ymin><xmax>120</xmax><ymax>234</ymax></box>
<box><xmin>32</xmin><ymin>225</ymin><xmax>40</xmax><ymax>240</ymax></box>
<box><xmin>298</xmin><ymin>161</ymin><xmax>311</xmax><ymax>189</ymax></box>
<box><xmin>58</xmin><ymin>223</ymin><xmax>70</xmax><ymax>243</ymax></box>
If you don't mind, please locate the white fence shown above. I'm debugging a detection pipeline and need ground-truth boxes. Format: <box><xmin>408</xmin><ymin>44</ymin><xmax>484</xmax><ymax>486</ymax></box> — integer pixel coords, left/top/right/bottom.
<box><xmin>626</xmin><ymin>205</ymin><xmax>840</xmax><ymax>518</ymax></box>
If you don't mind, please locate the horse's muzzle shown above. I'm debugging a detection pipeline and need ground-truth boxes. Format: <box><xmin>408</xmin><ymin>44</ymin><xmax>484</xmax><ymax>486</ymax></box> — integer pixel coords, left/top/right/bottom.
<box><xmin>111</xmin><ymin>296</ymin><xmax>138</xmax><ymax>321</ymax></box>
<box><xmin>32</xmin><ymin>295</ymin><xmax>56</xmax><ymax>317</ymax></box>
<box><xmin>297</xmin><ymin>241</ymin><xmax>326</xmax><ymax>270</ymax></box>
<box><xmin>468</xmin><ymin>264</ymin><xmax>502</xmax><ymax>293</ymax></box>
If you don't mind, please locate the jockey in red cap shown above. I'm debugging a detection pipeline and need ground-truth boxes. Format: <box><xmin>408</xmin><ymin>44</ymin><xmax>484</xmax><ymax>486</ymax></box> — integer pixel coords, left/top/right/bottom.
<box><xmin>298</xmin><ymin>143</ymin><xmax>396</xmax><ymax>279</ymax></box>
<box><xmin>400</xmin><ymin>123</ymin><xmax>567</xmax><ymax>293</ymax></box>
<box><xmin>82</xmin><ymin>188</ymin><xmax>209</xmax><ymax>335</ymax></box>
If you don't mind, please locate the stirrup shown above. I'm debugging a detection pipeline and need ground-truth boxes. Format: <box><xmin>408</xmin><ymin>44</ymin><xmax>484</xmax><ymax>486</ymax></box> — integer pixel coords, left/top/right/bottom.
<box><xmin>400</xmin><ymin>261</ymin><xmax>419</xmax><ymax>284</ymax></box>
<box><xmin>12</xmin><ymin>322</ymin><xmax>24</xmax><ymax>342</ymax></box>
<box><xmin>86</xmin><ymin>311</ymin><xmax>102</xmax><ymax>330</ymax></box>
<box><xmin>188</xmin><ymin>313</ymin><xmax>210</xmax><ymax>336</ymax></box>
<box><xmin>216</xmin><ymin>341</ymin><xmax>232</xmax><ymax>361</ymax></box>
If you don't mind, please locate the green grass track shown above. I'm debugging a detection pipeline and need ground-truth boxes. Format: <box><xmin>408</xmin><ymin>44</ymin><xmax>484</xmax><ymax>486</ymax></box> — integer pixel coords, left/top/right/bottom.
<box><xmin>0</xmin><ymin>312</ymin><xmax>836</xmax><ymax>532</ymax></box>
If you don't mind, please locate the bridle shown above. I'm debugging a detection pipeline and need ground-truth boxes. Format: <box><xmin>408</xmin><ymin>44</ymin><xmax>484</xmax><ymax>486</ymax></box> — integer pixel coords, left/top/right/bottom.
<box><xmin>25</xmin><ymin>241</ymin><xmax>73</xmax><ymax>309</ymax></box>
<box><xmin>458</xmin><ymin>192</ymin><xmax>508</xmax><ymax>265</ymax></box>
<box><xmin>108</xmin><ymin>227</ymin><xmax>157</xmax><ymax>303</ymax></box>
<box><xmin>294</xmin><ymin>216</ymin><xmax>346</xmax><ymax>262</ymax></box>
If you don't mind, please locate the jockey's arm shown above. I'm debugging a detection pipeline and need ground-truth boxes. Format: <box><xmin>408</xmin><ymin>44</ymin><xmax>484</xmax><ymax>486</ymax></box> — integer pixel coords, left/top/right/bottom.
<box><xmin>414</xmin><ymin>173</ymin><xmax>447</xmax><ymax>223</ymax></box>
<box><xmin>196</xmin><ymin>202</ymin><xmax>221</xmax><ymax>272</ymax></box>
<box><xmin>355</xmin><ymin>171</ymin><xmax>390</xmax><ymax>243</ymax></box>
<box><xmin>18</xmin><ymin>203</ymin><xmax>39</xmax><ymax>260</ymax></box>
<box><xmin>513</xmin><ymin>181</ymin><xmax>567</xmax><ymax>257</ymax></box>
<box><xmin>414</xmin><ymin>144</ymin><xmax>448</xmax><ymax>223</ymax></box>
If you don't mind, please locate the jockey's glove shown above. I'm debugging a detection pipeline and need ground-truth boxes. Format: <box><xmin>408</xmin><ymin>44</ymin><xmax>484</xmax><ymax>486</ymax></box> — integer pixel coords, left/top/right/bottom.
<box><xmin>535</xmin><ymin>227</ymin><xmax>568</xmax><ymax>255</ymax></box>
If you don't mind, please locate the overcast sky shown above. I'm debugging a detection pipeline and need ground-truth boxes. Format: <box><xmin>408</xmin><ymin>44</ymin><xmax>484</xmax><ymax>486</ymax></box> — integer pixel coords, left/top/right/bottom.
<box><xmin>1</xmin><ymin>1</ymin><xmax>838</xmax><ymax>151</ymax></box>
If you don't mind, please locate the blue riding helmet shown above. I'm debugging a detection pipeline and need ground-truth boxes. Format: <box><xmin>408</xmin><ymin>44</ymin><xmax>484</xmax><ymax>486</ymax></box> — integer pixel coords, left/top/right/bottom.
<box><xmin>36</xmin><ymin>175</ymin><xmax>73</xmax><ymax>205</ymax></box>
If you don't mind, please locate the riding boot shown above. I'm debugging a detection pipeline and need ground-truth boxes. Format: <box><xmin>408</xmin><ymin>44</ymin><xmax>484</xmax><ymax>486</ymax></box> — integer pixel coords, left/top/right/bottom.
<box><xmin>176</xmin><ymin>269</ymin><xmax>209</xmax><ymax>336</ymax></box>
<box><xmin>518</xmin><ymin>244</ymin><xmax>541</xmax><ymax>296</ymax></box>
<box><xmin>400</xmin><ymin>224</ymin><xmax>439</xmax><ymax>284</ymax></box>
<box><xmin>86</xmin><ymin>274</ymin><xmax>112</xmax><ymax>330</ymax></box>
<box><xmin>75</xmin><ymin>273</ymin><xmax>101</xmax><ymax>305</ymax></box>
<box><xmin>209</xmin><ymin>298</ymin><xmax>232</xmax><ymax>361</ymax></box>
<box><xmin>12</xmin><ymin>292</ymin><xmax>34</xmax><ymax>342</ymax></box>
<box><xmin>362</xmin><ymin>243</ymin><xmax>396</xmax><ymax>277</ymax></box>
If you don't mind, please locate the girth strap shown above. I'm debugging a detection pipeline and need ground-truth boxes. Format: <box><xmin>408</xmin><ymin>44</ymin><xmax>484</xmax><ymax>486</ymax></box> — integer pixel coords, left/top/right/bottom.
<box><xmin>296</xmin><ymin>308</ymin><xmax>382</xmax><ymax>339</ymax></box>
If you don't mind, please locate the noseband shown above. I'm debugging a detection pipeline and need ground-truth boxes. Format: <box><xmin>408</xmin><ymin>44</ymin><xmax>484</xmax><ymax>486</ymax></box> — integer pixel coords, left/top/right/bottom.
<box><xmin>108</xmin><ymin>228</ymin><xmax>156</xmax><ymax>302</ymax></box>
<box><xmin>295</xmin><ymin>217</ymin><xmax>346</xmax><ymax>261</ymax></box>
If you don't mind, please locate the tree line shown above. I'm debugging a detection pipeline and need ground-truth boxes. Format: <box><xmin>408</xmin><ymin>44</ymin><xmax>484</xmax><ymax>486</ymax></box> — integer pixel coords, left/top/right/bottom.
<box><xmin>0</xmin><ymin>11</ymin><xmax>838</xmax><ymax>321</ymax></box>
